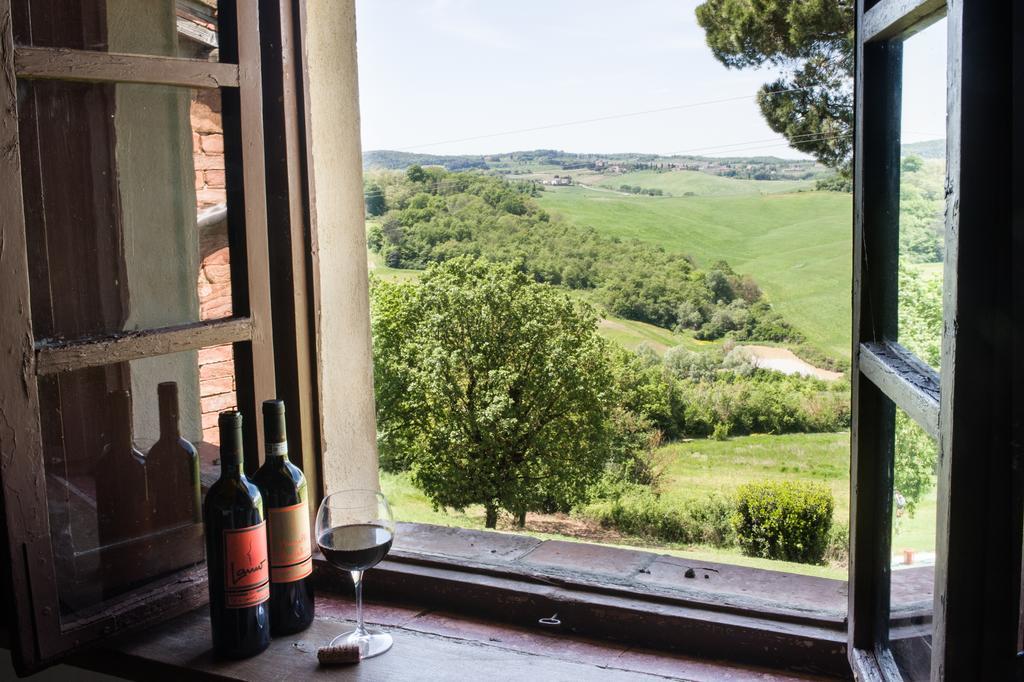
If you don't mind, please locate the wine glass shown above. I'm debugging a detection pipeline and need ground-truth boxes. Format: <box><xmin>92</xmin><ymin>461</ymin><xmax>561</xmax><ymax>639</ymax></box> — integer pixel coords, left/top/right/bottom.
<box><xmin>315</xmin><ymin>489</ymin><xmax>395</xmax><ymax>659</ymax></box>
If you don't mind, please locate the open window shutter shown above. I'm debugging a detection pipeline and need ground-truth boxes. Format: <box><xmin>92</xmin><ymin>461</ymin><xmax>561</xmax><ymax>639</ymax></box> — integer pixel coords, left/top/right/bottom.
<box><xmin>850</xmin><ymin>0</ymin><xmax>1021</xmax><ymax>679</ymax></box>
<box><xmin>0</xmin><ymin>0</ymin><xmax>276</xmax><ymax>672</ymax></box>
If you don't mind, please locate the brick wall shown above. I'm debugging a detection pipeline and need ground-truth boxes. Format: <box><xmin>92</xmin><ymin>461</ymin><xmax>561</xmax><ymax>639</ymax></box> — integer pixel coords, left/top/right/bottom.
<box><xmin>192</xmin><ymin>89</ymin><xmax>225</xmax><ymax>209</ymax></box>
<box><xmin>191</xmin><ymin>89</ymin><xmax>234</xmax><ymax>445</ymax></box>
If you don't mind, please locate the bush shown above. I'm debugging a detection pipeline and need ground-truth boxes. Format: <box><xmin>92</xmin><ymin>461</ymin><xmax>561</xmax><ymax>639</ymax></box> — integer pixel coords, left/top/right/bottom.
<box><xmin>673</xmin><ymin>371</ymin><xmax>850</xmax><ymax>438</ymax></box>
<box><xmin>824</xmin><ymin>521</ymin><xmax>849</xmax><ymax>566</ymax></box>
<box><xmin>581</xmin><ymin>485</ymin><xmax>735</xmax><ymax>547</ymax></box>
<box><xmin>733</xmin><ymin>481</ymin><xmax>834</xmax><ymax>564</ymax></box>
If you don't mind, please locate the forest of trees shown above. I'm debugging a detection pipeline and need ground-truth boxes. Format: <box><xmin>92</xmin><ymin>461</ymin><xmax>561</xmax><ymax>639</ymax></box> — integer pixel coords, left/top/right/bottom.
<box><xmin>365</xmin><ymin>166</ymin><xmax>801</xmax><ymax>343</ymax></box>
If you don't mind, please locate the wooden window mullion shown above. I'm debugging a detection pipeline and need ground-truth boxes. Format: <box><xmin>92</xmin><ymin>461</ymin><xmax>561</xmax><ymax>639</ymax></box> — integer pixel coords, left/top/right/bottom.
<box><xmin>850</xmin><ymin>11</ymin><xmax>903</xmax><ymax>669</ymax></box>
<box><xmin>931</xmin><ymin>1</ymin><xmax>1019</xmax><ymax>677</ymax></box>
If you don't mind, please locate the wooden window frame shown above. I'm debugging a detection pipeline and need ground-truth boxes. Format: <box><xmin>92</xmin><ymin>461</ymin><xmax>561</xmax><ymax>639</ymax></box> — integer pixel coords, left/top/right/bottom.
<box><xmin>850</xmin><ymin>0</ymin><xmax>1022</xmax><ymax>679</ymax></box>
<box><xmin>0</xmin><ymin>0</ymin><xmax>284</xmax><ymax>672</ymax></box>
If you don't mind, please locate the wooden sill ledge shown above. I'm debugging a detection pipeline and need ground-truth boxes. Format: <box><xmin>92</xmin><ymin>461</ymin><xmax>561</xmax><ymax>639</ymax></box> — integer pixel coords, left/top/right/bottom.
<box><xmin>74</xmin><ymin>594</ymin><xmax>832</xmax><ymax>681</ymax></box>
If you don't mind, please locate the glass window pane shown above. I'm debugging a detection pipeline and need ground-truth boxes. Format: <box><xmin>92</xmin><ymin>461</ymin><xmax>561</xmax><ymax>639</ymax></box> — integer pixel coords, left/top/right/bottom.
<box><xmin>40</xmin><ymin>348</ymin><xmax>232</xmax><ymax>623</ymax></box>
<box><xmin>889</xmin><ymin>405</ymin><xmax>938</xmax><ymax>679</ymax></box>
<box><xmin>19</xmin><ymin>81</ymin><xmax>233</xmax><ymax>340</ymax></box>
<box><xmin>12</xmin><ymin>0</ymin><xmax>224</xmax><ymax>62</ymax></box>
<box><xmin>898</xmin><ymin>18</ymin><xmax>947</xmax><ymax>372</ymax></box>
<box><xmin>889</xmin><ymin>19</ymin><xmax>947</xmax><ymax>678</ymax></box>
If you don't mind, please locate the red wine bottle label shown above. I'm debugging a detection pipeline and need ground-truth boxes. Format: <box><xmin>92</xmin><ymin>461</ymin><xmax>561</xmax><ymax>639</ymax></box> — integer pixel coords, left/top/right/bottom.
<box><xmin>267</xmin><ymin>442</ymin><xmax>288</xmax><ymax>457</ymax></box>
<box><xmin>267</xmin><ymin>501</ymin><xmax>313</xmax><ymax>583</ymax></box>
<box><xmin>223</xmin><ymin>522</ymin><xmax>270</xmax><ymax>608</ymax></box>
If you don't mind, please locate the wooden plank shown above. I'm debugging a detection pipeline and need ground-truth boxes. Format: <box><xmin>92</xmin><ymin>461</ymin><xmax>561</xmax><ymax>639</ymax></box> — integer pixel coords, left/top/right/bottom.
<box><xmin>259</xmin><ymin>0</ymin><xmax>322</xmax><ymax>506</ymax></box>
<box><xmin>76</xmin><ymin>604</ymin><xmax>719</xmax><ymax>682</ymax></box>
<box><xmin>219</xmin><ymin>1</ymin><xmax>277</xmax><ymax>471</ymax></box>
<box><xmin>35</xmin><ymin>317</ymin><xmax>253</xmax><ymax>375</ymax></box>
<box><xmin>859</xmin><ymin>341</ymin><xmax>940</xmax><ymax>439</ymax></box>
<box><xmin>862</xmin><ymin>0</ymin><xmax>946</xmax><ymax>43</ymax></box>
<box><xmin>849</xmin><ymin>647</ymin><xmax>903</xmax><ymax>681</ymax></box>
<box><xmin>0</xmin><ymin>0</ymin><xmax>62</xmax><ymax>672</ymax></box>
<box><xmin>176</xmin><ymin>16</ymin><xmax>218</xmax><ymax>50</ymax></box>
<box><xmin>14</xmin><ymin>46</ymin><xmax>238</xmax><ymax>88</ymax></box>
<box><xmin>931</xmin><ymin>2</ymin><xmax>1019</xmax><ymax>679</ymax></box>
<box><xmin>849</xmin><ymin>0</ymin><xmax>903</xmax><ymax>671</ymax></box>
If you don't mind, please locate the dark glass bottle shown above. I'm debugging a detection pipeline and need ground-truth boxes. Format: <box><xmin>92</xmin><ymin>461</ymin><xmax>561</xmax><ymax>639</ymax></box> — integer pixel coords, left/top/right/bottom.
<box><xmin>147</xmin><ymin>382</ymin><xmax>201</xmax><ymax>528</ymax></box>
<box><xmin>253</xmin><ymin>400</ymin><xmax>315</xmax><ymax>635</ymax></box>
<box><xmin>203</xmin><ymin>411</ymin><xmax>271</xmax><ymax>659</ymax></box>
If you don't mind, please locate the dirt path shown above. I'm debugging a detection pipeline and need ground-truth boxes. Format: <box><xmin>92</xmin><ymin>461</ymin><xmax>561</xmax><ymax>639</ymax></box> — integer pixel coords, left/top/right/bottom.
<box><xmin>738</xmin><ymin>345</ymin><xmax>844</xmax><ymax>381</ymax></box>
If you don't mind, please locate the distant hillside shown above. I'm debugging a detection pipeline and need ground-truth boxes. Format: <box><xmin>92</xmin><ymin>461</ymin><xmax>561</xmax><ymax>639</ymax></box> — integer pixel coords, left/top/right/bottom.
<box><xmin>902</xmin><ymin>139</ymin><xmax>945</xmax><ymax>159</ymax></box>
<box><xmin>363</xmin><ymin>148</ymin><xmax>826</xmax><ymax>181</ymax></box>
<box><xmin>363</xmin><ymin>150</ymin><xmax>489</xmax><ymax>171</ymax></box>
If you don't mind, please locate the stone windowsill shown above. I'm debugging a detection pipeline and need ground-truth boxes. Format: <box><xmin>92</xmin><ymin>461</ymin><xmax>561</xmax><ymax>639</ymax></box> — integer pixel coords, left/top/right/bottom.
<box><xmin>386</xmin><ymin>522</ymin><xmax>933</xmax><ymax>619</ymax></box>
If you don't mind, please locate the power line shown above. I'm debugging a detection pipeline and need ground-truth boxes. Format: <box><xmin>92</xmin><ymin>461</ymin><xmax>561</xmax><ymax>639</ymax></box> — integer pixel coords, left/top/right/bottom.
<box><xmin>395</xmin><ymin>86</ymin><xmax>833</xmax><ymax>152</ymax></box>
<box><xmin>662</xmin><ymin>129</ymin><xmax>851</xmax><ymax>157</ymax></box>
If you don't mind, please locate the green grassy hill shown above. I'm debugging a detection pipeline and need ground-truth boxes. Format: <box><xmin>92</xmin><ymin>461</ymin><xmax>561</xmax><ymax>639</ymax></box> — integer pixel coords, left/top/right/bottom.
<box><xmin>538</xmin><ymin>186</ymin><xmax>853</xmax><ymax>358</ymax></box>
<box><xmin>595</xmin><ymin>169</ymin><xmax>814</xmax><ymax>197</ymax></box>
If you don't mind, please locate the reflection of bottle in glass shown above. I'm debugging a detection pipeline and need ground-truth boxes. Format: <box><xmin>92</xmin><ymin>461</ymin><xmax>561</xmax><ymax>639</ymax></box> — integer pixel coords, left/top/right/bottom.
<box><xmin>96</xmin><ymin>390</ymin><xmax>149</xmax><ymax>547</ymax></box>
<box><xmin>147</xmin><ymin>382</ymin><xmax>200</xmax><ymax>528</ymax></box>
<box><xmin>254</xmin><ymin>400</ymin><xmax>315</xmax><ymax>635</ymax></box>
<box><xmin>203</xmin><ymin>411</ymin><xmax>270</xmax><ymax>659</ymax></box>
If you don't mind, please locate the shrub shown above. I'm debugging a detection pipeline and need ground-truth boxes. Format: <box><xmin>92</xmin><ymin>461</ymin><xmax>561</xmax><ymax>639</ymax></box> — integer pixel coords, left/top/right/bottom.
<box><xmin>824</xmin><ymin>521</ymin><xmax>849</xmax><ymax>567</ymax></box>
<box><xmin>581</xmin><ymin>486</ymin><xmax>736</xmax><ymax>547</ymax></box>
<box><xmin>733</xmin><ymin>481</ymin><xmax>834</xmax><ymax>564</ymax></box>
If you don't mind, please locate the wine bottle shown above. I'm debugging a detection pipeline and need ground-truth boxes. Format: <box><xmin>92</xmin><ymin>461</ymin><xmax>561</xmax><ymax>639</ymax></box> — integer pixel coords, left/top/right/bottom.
<box><xmin>147</xmin><ymin>382</ymin><xmax>201</xmax><ymax>528</ymax></box>
<box><xmin>96</xmin><ymin>389</ymin><xmax>149</xmax><ymax>544</ymax></box>
<box><xmin>253</xmin><ymin>399</ymin><xmax>315</xmax><ymax>635</ymax></box>
<box><xmin>96</xmin><ymin>389</ymin><xmax>149</xmax><ymax>596</ymax></box>
<box><xmin>203</xmin><ymin>411</ymin><xmax>271</xmax><ymax>658</ymax></box>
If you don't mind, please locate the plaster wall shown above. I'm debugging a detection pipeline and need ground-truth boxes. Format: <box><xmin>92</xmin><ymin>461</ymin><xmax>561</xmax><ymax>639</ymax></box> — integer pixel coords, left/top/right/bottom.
<box><xmin>303</xmin><ymin>0</ymin><xmax>381</xmax><ymax>493</ymax></box>
<box><xmin>107</xmin><ymin>0</ymin><xmax>203</xmax><ymax>447</ymax></box>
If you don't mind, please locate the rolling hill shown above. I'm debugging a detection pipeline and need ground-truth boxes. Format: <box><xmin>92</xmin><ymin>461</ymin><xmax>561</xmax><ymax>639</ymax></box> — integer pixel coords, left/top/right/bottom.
<box><xmin>537</xmin><ymin>184</ymin><xmax>853</xmax><ymax>358</ymax></box>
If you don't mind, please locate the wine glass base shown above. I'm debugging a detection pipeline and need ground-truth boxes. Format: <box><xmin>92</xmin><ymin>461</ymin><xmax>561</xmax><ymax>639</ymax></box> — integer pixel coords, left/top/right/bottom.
<box><xmin>330</xmin><ymin>628</ymin><xmax>393</xmax><ymax>659</ymax></box>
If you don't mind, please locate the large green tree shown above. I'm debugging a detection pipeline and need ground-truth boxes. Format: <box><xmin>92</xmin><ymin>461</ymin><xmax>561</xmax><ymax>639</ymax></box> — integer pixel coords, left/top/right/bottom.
<box><xmin>695</xmin><ymin>0</ymin><xmax>854</xmax><ymax>173</ymax></box>
<box><xmin>371</xmin><ymin>257</ymin><xmax>616</xmax><ymax>528</ymax></box>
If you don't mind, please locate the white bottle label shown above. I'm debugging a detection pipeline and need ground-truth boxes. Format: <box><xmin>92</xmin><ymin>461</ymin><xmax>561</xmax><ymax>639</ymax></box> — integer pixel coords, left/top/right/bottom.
<box><xmin>268</xmin><ymin>442</ymin><xmax>288</xmax><ymax>457</ymax></box>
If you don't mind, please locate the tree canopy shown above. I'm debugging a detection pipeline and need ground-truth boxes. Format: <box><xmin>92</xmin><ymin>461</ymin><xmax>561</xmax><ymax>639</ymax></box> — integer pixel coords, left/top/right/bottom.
<box><xmin>695</xmin><ymin>0</ymin><xmax>854</xmax><ymax>173</ymax></box>
<box><xmin>371</xmin><ymin>257</ymin><xmax>617</xmax><ymax>528</ymax></box>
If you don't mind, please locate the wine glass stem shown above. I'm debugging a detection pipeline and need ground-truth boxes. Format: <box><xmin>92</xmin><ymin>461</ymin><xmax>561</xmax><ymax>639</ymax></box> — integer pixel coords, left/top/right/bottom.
<box><xmin>351</xmin><ymin>570</ymin><xmax>368</xmax><ymax>637</ymax></box>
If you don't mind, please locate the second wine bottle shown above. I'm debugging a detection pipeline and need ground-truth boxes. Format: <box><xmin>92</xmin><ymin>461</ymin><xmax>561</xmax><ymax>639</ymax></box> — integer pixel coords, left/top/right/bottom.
<box><xmin>253</xmin><ymin>399</ymin><xmax>315</xmax><ymax>635</ymax></box>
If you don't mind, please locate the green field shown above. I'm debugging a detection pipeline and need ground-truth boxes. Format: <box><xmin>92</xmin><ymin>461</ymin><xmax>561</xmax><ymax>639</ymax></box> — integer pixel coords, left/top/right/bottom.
<box><xmin>367</xmin><ymin>250</ymin><xmax>423</xmax><ymax>283</ymax></box>
<box><xmin>596</xmin><ymin>316</ymin><xmax>714</xmax><ymax>353</ymax></box>
<box><xmin>594</xmin><ymin>169</ymin><xmax>814</xmax><ymax>197</ymax></box>
<box><xmin>654</xmin><ymin>433</ymin><xmax>936</xmax><ymax>557</ymax></box>
<box><xmin>382</xmin><ymin>432</ymin><xmax>937</xmax><ymax>579</ymax></box>
<box><xmin>538</xmin><ymin>185</ymin><xmax>853</xmax><ymax>358</ymax></box>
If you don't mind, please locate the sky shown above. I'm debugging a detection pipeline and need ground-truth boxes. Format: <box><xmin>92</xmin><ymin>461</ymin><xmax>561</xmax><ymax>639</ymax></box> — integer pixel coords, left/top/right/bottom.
<box><xmin>355</xmin><ymin>1</ymin><xmax>948</xmax><ymax>159</ymax></box>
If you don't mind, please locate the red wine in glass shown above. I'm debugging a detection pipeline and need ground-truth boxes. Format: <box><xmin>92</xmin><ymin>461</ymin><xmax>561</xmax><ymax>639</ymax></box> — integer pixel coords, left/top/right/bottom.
<box><xmin>318</xmin><ymin>524</ymin><xmax>393</xmax><ymax>571</ymax></box>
